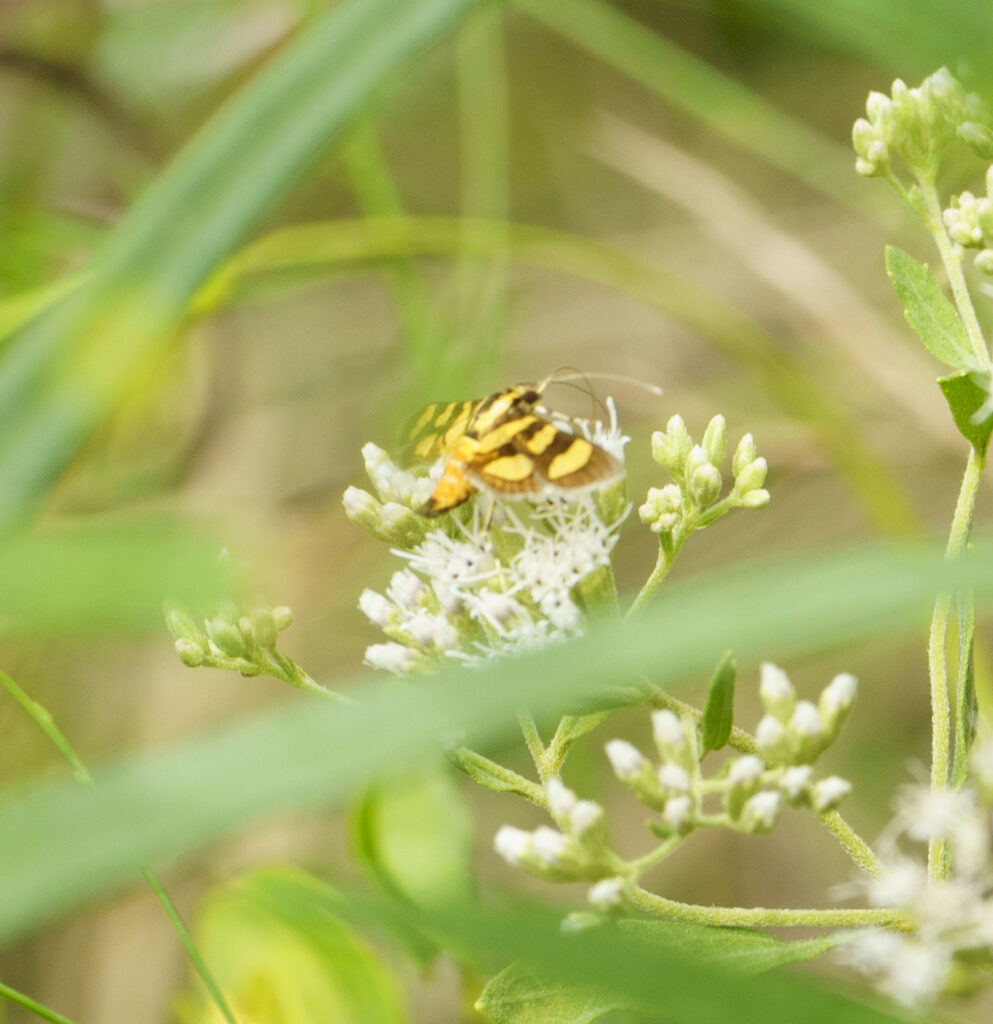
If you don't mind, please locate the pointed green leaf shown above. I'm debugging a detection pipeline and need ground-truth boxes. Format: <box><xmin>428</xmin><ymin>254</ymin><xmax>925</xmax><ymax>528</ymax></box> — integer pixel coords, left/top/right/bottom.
<box><xmin>938</xmin><ymin>370</ymin><xmax>993</xmax><ymax>451</ymax></box>
<box><xmin>477</xmin><ymin>962</ymin><xmax>621</xmax><ymax>1024</ymax></box>
<box><xmin>700</xmin><ymin>651</ymin><xmax>737</xmax><ymax>754</ymax></box>
<box><xmin>619</xmin><ymin>921</ymin><xmax>849</xmax><ymax>975</ymax></box>
<box><xmin>885</xmin><ymin>246</ymin><xmax>976</xmax><ymax>370</ymax></box>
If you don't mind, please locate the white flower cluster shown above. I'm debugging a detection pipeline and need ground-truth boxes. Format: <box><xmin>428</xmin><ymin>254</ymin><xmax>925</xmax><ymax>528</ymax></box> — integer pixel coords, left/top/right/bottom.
<box><xmin>841</xmin><ymin>741</ymin><xmax>993</xmax><ymax>1008</ymax></box>
<box><xmin>348</xmin><ymin>404</ymin><xmax>629</xmax><ymax>672</ymax></box>
<box><xmin>494</xmin><ymin>778</ymin><xmax>608</xmax><ymax>885</ymax></box>
<box><xmin>605</xmin><ymin>664</ymin><xmax>855</xmax><ymax>840</ymax></box>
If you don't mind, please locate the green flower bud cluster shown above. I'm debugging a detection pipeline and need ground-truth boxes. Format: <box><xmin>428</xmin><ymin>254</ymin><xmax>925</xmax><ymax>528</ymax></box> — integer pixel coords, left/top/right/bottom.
<box><xmin>165</xmin><ymin>599</ymin><xmax>297</xmax><ymax>678</ymax></box>
<box><xmin>639</xmin><ymin>415</ymin><xmax>768</xmax><ymax>538</ymax></box>
<box><xmin>342</xmin><ymin>443</ymin><xmax>435</xmax><ymax>547</ymax></box>
<box><xmin>852</xmin><ymin>68</ymin><xmax>993</xmax><ymax>181</ymax></box>
<box><xmin>943</xmin><ymin>167</ymin><xmax>993</xmax><ymax>275</ymax></box>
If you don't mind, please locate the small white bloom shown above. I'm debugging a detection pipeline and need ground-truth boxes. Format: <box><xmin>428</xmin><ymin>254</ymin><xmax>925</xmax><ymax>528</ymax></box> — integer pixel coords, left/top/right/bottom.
<box><xmin>363</xmin><ymin>642</ymin><xmax>419</xmax><ymax>675</ymax></box>
<box><xmin>897</xmin><ymin>785</ymin><xmax>976</xmax><ymax>844</ymax></box>
<box><xmin>494</xmin><ymin>825</ymin><xmax>532</xmax><ymax>865</ymax></box>
<box><xmin>387</xmin><ymin>569</ymin><xmax>426</xmax><ymax>610</ymax></box>
<box><xmin>403</xmin><ymin>609</ymin><xmax>459</xmax><ymax>651</ymax></box>
<box><xmin>570</xmin><ymin>800</ymin><xmax>605</xmax><ymax>836</ymax></box>
<box><xmin>759</xmin><ymin>662</ymin><xmax>794</xmax><ymax>706</ymax></box>
<box><xmin>756</xmin><ymin>715</ymin><xmax>786</xmax><ymax>750</ymax></box>
<box><xmin>811</xmin><ymin>775</ymin><xmax>851</xmax><ymax>812</ymax></box>
<box><xmin>358</xmin><ymin>589</ymin><xmax>392</xmax><ymax>627</ymax></box>
<box><xmin>779</xmin><ymin>765</ymin><xmax>813</xmax><ymax>800</ymax></box>
<box><xmin>821</xmin><ymin>672</ymin><xmax>858</xmax><ymax>714</ymax></box>
<box><xmin>867</xmin><ymin>857</ymin><xmax>927</xmax><ymax>909</ymax></box>
<box><xmin>728</xmin><ymin>755</ymin><xmax>765</xmax><ymax>786</ymax></box>
<box><xmin>605</xmin><ymin>739</ymin><xmax>646</xmax><ymax>779</ymax></box>
<box><xmin>651</xmin><ymin>709</ymin><xmax>685</xmax><ymax>748</ymax></box>
<box><xmin>532</xmin><ymin>826</ymin><xmax>571</xmax><ymax>866</ymax></box>
<box><xmin>662</xmin><ymin>795</ymin><xmax>692</xmax><ymax>831</ymax></box>
<box><xmin>588</xmin><ymin>876</ymin><xmax>626</xmax><ymax>910</ymax></box>
<box><xmin>658</xmin><ymin>763</ymin><xmax>691</xmax><ymax>794</ymax></box>
<box><xmin>743</xmin><ymin>790</ymin><xmax>781</xmax><ymax>831</ymax></box>
<box><xmin>546</xmin><ymin>778</ymin><xmax>578</xmax><ymax>818</ymax></box>
<box><xmin>790</xmin><ymin>701</ymin><xmax>822</xmax><ymax>738</ymax></box>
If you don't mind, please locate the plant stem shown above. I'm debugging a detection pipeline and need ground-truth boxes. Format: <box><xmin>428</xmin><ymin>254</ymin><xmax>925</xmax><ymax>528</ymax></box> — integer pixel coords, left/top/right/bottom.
<box><xmin>626</xmin><ymin>529</ymin><xmax>686</xmax><ymax>617</ymax></box>
<box><xmin>624</xmin><ymin>836</ymin><xmax>684</xmax><ymax>875</ymax></box>
<box><xmin>628</xmin><ymin>888</ymin><xmax>911</xmax><ymax>930</ymax></box>
<box><xmin>519</xmin><ymin>711</ymin><xmax>548</xmax><ymax>780</ymax></box>
<box><xmin>0</xmin><ymin>982</ymin><xmax>76</xmax><ymax>1024</ymax></box>
<box><xmin>927</xmin><ymin>444</ymin><xmax>987</xmax><ymax>879</ymax></box>
<box><xmin>448</xmin><ymin>747</ymin><xmax>546</xmax><ymax>806</ymax></box>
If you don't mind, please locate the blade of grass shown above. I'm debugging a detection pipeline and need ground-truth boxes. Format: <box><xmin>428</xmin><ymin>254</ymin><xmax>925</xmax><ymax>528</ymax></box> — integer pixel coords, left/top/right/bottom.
<box><xmin>2</xmin><ymin>540</ymin><xmax>993</xmax><ymax>942</ymax></box>
<box><xmin>0</xmin><ymin>982</ymin><xmax>76</xmax><ymax>1024</ymax></box>
<box><xmin>0</xmin><ymin>0</ymin><xmax>491</xmax><ymax>530</ymax></box>
<box><xmin>340</xmin><ymin>120</ymin><xmax>450</xmax><ymax>397</ymax></box>
<box><xmin>199</xmin><ymin>215</ymin><xmax>917</xmax><ymax>535</ymax></box>
<box><xmin>454</xmin><ymin>6</ymin><xmax>511</xmax><ymax>394</ymax></box>
<box><xmin>512</xmin><ymin>0</ymin><xmax>883</xmax><ymax>220</ymax></box>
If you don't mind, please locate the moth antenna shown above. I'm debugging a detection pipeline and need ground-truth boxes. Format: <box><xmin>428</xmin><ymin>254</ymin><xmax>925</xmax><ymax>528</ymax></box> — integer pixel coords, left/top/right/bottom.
<box><xmin>549</xmin><ymin>369</ymin><xmax>664</xmax><ymax>397</ymax></box>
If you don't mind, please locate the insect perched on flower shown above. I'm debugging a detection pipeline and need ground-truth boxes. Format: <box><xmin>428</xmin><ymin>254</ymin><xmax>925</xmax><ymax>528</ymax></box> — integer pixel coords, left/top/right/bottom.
<box><xmin>406</xmin><ymin>374</ymin><xmax>632</xmax><ymax>517</ymax></box>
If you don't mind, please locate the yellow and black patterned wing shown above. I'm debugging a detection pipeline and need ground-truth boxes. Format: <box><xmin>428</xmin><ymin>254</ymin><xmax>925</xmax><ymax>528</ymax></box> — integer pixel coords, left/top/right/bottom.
<box><xmin>405</xmin><ymin>398</ymin><xmax>480</xmax><ymax>462</ymax></box>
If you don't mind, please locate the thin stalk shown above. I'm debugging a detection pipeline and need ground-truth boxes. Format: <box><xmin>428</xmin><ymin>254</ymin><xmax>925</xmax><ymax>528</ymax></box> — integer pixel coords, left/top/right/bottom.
<box><xmin>626</xmin><ymin>528</ymin><xmax>688</xmax><ymax>617</ymax></box>
<box><xmin>519</xmin><ymin>710</ymin><xmax>547</xmax><ymax>780</ymax></box>
<box><xmin>927</xmin><ymin>444</ymin><xmax>987</xmax><ymax>879</ymax></box>
<box><xmin>142</xmin><ymin>869</ymin><xmax>237</xmax><ymax>1024</ymax></box>
<box><xmin>448</xmin><ymin>747</ymin><xmax>546</xmax><ymax>806</ymax></box>
<box><xmin>951</xmin><ymin>588</ymin><xmax>977</xmax><ymax>789</ymax></box>
<box><xmin>0</xmin><ymin>982</ymin><xmax>76</xmax><ymax>1024</ymax></box>
<box><xmin>628</xmin><ymin>888</ymin><xmax>911</xmax><ymax>930</ymax></box>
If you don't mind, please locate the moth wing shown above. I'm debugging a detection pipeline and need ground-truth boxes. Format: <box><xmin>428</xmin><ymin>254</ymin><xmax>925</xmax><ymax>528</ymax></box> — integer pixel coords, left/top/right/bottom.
<box><xmin>509</xmin><ymin>417</ymin><xmax>624</xmax><ymax>491</ymax></box>
<box><xmin>404</xmin><ymin>398</ymin><xmax>480</xmax><ymax>462</ymax></box>
<box><xmin>466</xmin><ymin>443</ymin><xmax>544</xmax><ymax>495</ymax></box>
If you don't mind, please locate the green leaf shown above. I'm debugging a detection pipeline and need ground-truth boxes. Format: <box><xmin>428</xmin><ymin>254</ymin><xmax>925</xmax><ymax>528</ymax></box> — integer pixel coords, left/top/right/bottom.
<box><xmin>477</xmin><ymin>962</ymin><xmax>622</xmax><ymax>1024</ymax></box>
<box><xmin>174</xmin><ymin>867</ymin><xmax>406</xmax><ymax>1024</ymax></box>
<box><xmin>938</xmin><ymin>370</ymin><xmax>993</xmax><ymax>451</ymax></box>
<box><xmin>351</xmin><ymin>766</ymin><xmax>475</xmax><ymax>909</ymax></box>
<box><xmin>884</xmin><ymin>246</ymin><xmax>976</xmax><ymax>370</ymax></box>
<box><xmin>0</xmin><ymin>0</ymin><xmax>490</xmax><ymax>529</ymax></box>
<box><xmin>618</xmin><ymin>921</ymin><xmax>849</xmax><ymax>975</ymax></box>
<box><xmin>700</xmin><ymin>651</ymin><xmax>736</xmax><ymax>755</ymax></box>
<box><xmin>0</xmin><ymin>519</ymin><xmax>229</xmax><ymax>636</ymax></box>
<box><xmin>476</xmin><ymin>925</ymin><xmax>848</xmax><ymax>1023</ymax></box>
<box><xmin>3</xmin><ymin>540</ymin><xmax>993</xmax><ymax>943</ymax></box>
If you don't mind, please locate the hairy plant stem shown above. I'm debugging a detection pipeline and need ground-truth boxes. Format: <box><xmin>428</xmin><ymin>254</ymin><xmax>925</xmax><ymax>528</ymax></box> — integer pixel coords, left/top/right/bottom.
<box><xmin>627</xmin><ymin>888</ymin><xmax>911</xmax><ymax>930</ymax></box>
<box><xmin>626</xmin><ymin>525</ymin><xmax>688</xmax><ymax>617</ymax></box>
<box><xmin>927</xmin><ymin>444</ymin><xmax>987</xmax><ymax>879</ymax></box>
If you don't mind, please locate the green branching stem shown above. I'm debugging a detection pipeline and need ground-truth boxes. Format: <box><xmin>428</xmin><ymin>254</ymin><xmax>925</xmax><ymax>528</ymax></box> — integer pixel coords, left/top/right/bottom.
<box><xmin>0</xmin><ymin>982</ymin><xmax>76</xmax><ymax>1024</ymax></box>
<box><xmin>448</xmin><ymin>747</ymin><xmax>546</xmax><ymax>806</ymax></box>
<box><xmin>628</xmin><ymin>888</ymin><xmax>911</xmax><ymax>930</ymax></box>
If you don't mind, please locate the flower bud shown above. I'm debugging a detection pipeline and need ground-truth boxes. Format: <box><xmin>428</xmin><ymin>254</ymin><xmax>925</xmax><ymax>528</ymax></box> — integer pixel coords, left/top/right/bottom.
<box><xmin>958</xmin><ymin>122</ymin><xmax>993</xmax><ymax>160</ymax></box>
<box><xmin>662</xmin><ymin>794</ymin><xmax>693</xmax><ymax>833</ymax></box>
<box><xmin>738</xmin><ymin>489</ymin><xmax>770</xmax><ymax>509</ymax></box>
<box><xmin>734</xmin><ymin>457</ymin><xmax>767</xmax><ymax>496</ymax></box>
<box><xmin>174</xmin><ymin>637</ymin><xmax>206</xmax><ymax>667</ymax></box>
<box><xmin>250</xmin><ymin>607</ymin><xmax>278</xmax><ymax>649</ymax></box>
<box><xmin>702</xmin><ymin>415</ymin><xmax>727</xmax><ymax>468</ymax></box>
<box><xmin>164</xmin><ymin>603</ymin><xmax>203</xmax><ymax>643</ymax></box>
<box><xmin>759</xmin><ymin>663</ymin><xmax>795</xmax><ymax>720</ymax></box>
<box><xmin>790</xmin><ymin>701</ymin><xmax>826</xmax><ymax>764</ymax></box>
<box><xmin>638</xmin><ymin>485</ymin><xmax>682</xmax><ymax>534</ymax></box>
<box><xmin>756</xmin><ymin>715</ymin><xmax>791</xmax><ymax>765</ymax></box>
<box><xmin>778</xmin><ymin>765</ymin><xmax>813</xmax><ymax>805</ymax></box>
<box><xmin>658</xmin><ymin>763</ymin><xmax>692</xmax><ymax>795</ymax></box>
<box><xmin>820</xmin><ymin>672</ymin><xmax>857</xmax><ymax>736</ymax></box>
<box><xmin>652</xmin><ymin>415</ymin><xmax>692</xmax><ymax>476</ymax></box>
<box><xmin>272</xmin><ymin>606</ymin><xmax>294</xmax><ymax>631</ymax></box>
<box><xmin>359</xmin><ymin>589</ymin><xmax>393</xmax><ymax>628</ymax></box>
<box><xmin>725</xmin><ymin>755</ymin><xmax>764</xmax><ymax>819</ymax></box>
<box><xmin>208</xmin><ymin>616</ymin><xmax>249</xmax><ymax>658</ymax></box>
<box><xmin>546</xmin><ymin>777</ymin><xmax>577</xmax><ymax>818</ymax></box>
<box><xmin>494</xmin><ymin>825</ymin><xmax>531</xmax><ymax>865</ymax></box>
<box><xmin>975</xmin><ymin>249</ymin><xmax>993</xmax><ymax>276</ymax></box>
<box><xmin>606</xmin><ymin>739</ymin><xmax>664</xmax><ymax>809</ymax></box>
<box><xmin>651</xmin><ymin>709</ymin><xmax>691</xmax><ymax>767</ymax></box>
<box><xmin>688</xmin><ymin>463</ymin><xmax>722</xmax><ymax>508</ymax></box>
<box><xmin>811</xmin><ymin>775</ymin><xmax>852</xmax><ymax>813</ymax></box>
<box><xmin>364</xmin><ymin>642</ymin><xmax>420</xmax><ymax>675</ymax></box>
<box><xmin>731</xmin><ymin>433</ymin><xmax>758</xmax><ymax>477</ymax></box>
<box><xmin>342</xmin><ymin>486</ymin><xmax>383</xmax><ymax>533</ymax></box>
<box><xmin>588</xmin><ymin>877</ymin><xmax>626</xmax><ymax>910</ymax></box>
<box><xmin>741</xmin><ymin>790</ymin><xmax>781</xmax><ymax>834</ymax></box>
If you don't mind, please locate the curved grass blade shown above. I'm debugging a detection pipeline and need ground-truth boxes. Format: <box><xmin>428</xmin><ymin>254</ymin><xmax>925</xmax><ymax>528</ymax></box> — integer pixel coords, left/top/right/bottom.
<box><xmin>0</xmin><ymin>0</ymin><xmax>491</xmax><ymax>530</ymax></box>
